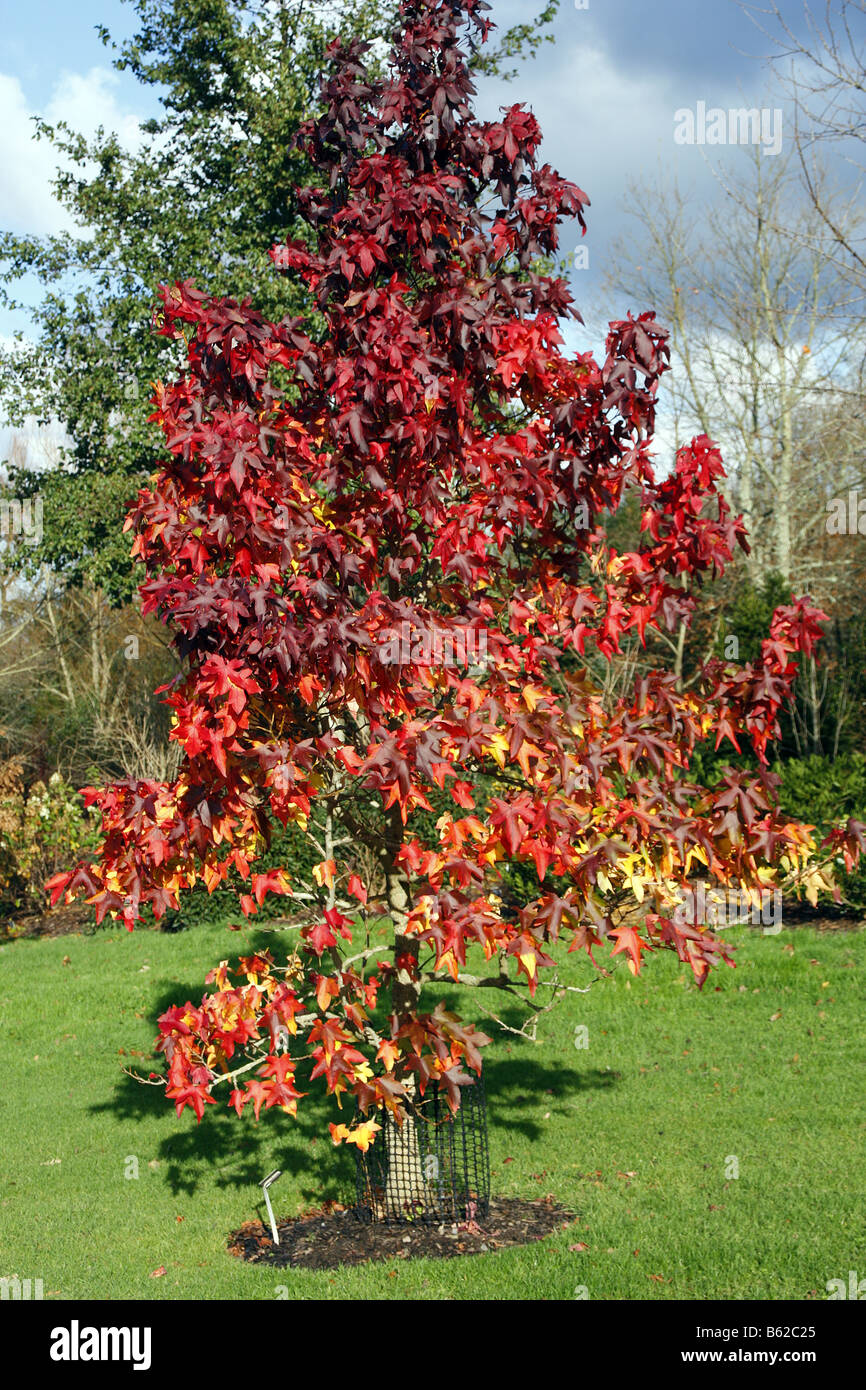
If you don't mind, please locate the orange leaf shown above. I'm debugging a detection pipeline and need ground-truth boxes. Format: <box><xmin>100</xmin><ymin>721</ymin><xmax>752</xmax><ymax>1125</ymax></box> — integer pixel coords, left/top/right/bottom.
<box><xmin>312</xmin><ymin>859</ymin><xmax>337</xmax><ymax>890</ymax></box>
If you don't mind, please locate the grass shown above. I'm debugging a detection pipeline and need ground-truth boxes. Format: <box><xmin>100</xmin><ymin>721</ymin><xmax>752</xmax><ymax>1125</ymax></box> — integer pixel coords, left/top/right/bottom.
<box><xmin>1</xmin><ymin>916</ymin><xmax>864</xmax><ymax>1300</ymax></box>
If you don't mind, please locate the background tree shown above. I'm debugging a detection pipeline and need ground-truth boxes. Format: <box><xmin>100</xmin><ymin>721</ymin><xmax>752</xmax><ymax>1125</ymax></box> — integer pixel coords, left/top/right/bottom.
<box><xmin>604</xmin><ymin>146</ymin><xmax>863</xmax><ymax>589</ymax></box>
<box><xmin>602</xmin><ymin>141</ymin><xmax>866</xmax><ymax>763</ymax></box>
<box><xmin>0</xmin><ymin>0</ymin><xmax>559</xmax><ymax>600</ymax></box>
<box><xmin>51</xmin><ymin>0</ymin><xmax>864</xmax><ymax>1167</ymax></box>
<box><xmin>748</xmin><ymin>0</ymin><xmax>866</xmax><ymax>312</ymax></box>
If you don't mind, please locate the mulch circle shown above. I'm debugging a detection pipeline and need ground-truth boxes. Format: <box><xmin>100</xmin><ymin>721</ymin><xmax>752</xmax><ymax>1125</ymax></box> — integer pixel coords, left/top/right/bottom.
<box><xmin>228</xmin><ymin>1196</ymin><xmax>576</xmax><ymax>1270</ymax></box>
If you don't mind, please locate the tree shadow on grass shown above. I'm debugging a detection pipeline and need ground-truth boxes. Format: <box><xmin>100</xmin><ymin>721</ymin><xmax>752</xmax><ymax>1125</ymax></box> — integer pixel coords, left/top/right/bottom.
<box><xmin>483</xmin><ymin>1056</ymin><xmax>619</xmax><ymax>1144</ymax></box>
<box><xmin>91</xmin><ymin>963</ymin><xmax>620</xmax><ymax>1205</ymax></box>
<box><xmin>92</xmin><ymin>1065</ymin><xmax>356</xmax><ymax>1206</ymax></box>
<box><xmin>427</xmin><ymin>985</ymin><xmax>622</xmax><ymax>1142</ymax></box>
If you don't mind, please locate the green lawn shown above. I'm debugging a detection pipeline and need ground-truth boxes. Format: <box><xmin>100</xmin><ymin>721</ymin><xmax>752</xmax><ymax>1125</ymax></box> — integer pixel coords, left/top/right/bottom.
<box><xmin>1</xmin><ymin>917</ymin><xmax>864</xmax><ymax>1300</ymax></box>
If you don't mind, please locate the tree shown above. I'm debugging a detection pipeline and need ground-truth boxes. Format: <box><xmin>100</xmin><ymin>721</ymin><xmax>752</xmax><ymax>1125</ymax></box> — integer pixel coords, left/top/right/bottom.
<box><xmin>602</xmin><ymin>133</ymin><xmax>866</xmax><ymax>759</ymax></box>
<box><xmin>0</xmin><ymin>0</ymin><xmax>559</xmax><ymax>600</ymax></box>
<box><xmin>50</xmin><ymin>0</ymin><xmax>864</xmax><ymax>1162</ymax></box>
<box><xmin>603</xmin><ymin>147</ymin><xmax>861</xmax><ymax>590</ymax></box>
<box><xmin>746</xmin><ymin>0</ymin><xmax>866</xmax><ymax>306</ymax></box>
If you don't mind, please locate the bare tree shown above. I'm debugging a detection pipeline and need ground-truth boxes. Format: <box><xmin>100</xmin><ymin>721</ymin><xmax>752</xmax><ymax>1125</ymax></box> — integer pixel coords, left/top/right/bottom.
<box><xmin>744</xmin><ymin>0</ymin><xmax>866</xmax><ymax>308</ymax></box>
<box><xmin>602</xmin><ymin>144</ymin><xmax>864</xmax><ymax>591</ymax></box>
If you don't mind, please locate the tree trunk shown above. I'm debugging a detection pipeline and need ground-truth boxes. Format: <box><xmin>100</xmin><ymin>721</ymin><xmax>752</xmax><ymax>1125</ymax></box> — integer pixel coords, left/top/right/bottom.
<box><xmin>380</xmin><ymin>801</ymin><xmax>428</xmax><ymax>1215</ymax></box>
<box><xmin>382</xmin><ymin>801</ymin><xmax>419</xmax><ymax>1018</ymax></box>
<box><xmin>382</xmin><ymin>1097</ymin><xmax>430</xmax><ymax>1217</ymax></box>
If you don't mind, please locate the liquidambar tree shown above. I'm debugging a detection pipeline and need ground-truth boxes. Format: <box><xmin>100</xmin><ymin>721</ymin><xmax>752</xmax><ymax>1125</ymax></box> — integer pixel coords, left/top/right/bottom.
<box><xmin>51</xmin><ymin>0</ymin><xmax>863</xmax><ymax>1171</ymax></box>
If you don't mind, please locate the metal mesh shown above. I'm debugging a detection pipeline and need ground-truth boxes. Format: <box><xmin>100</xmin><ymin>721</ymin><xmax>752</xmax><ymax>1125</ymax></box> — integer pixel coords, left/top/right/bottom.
<box><xmin>354</xmin><ymin>1077</ymin><xmax>490</xmax><ymax>1224</ymax></box>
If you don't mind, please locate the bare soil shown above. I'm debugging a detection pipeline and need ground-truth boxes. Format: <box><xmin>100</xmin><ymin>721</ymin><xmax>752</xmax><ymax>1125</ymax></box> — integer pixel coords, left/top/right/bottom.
<box><xmin>0</xmin><ymin>901</ymin><xmax>95</xmax><ymax>941</ymax></box>
<box><xmin>228</xmin><ymin>1195</ymin><xmax>576</xmax><ymax>1270</ymax></box>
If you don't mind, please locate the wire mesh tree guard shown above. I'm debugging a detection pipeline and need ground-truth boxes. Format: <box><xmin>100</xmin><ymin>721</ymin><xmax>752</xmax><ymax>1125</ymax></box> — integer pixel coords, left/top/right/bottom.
<box><xmin>354</xmin><ymin>1077</ymin><xmax>490</xmax><ymax>1224</ymax></box>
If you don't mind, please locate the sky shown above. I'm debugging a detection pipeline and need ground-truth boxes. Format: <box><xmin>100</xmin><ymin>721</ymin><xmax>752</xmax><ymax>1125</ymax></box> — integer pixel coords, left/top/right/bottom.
<box><xmin>0</xmin><ymin>0</ymin><xmax>821</xmax><ymax>252</ymax></box>
<box><xmin>0</xmin><ymin>0</ymin><xmax>859</xmax><ymax>456</ymax></box>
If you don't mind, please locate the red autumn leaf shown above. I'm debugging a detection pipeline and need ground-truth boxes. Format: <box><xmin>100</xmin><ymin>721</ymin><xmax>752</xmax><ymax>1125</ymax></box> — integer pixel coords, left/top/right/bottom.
<box><xmin>347</xmin><ymin>873</ymin><xmax>368</xmax><ymax>905</ymax></box>
<box><xmin>609</xmin><ymin>924</ymin><xmax>651</xmax><ymax>976</ymax></box>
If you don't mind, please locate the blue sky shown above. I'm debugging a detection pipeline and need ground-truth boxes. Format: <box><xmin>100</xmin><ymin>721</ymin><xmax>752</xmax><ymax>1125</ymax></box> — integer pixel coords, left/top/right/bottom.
<box><xmin>0</xmin><ymin>2</ymin><xmax>135</xmax><ymax>96</ymax></box>
<box><xmin>0</xmin><ymin>0</ymin><xmax>808</xmax><ymax>106</ymax></box>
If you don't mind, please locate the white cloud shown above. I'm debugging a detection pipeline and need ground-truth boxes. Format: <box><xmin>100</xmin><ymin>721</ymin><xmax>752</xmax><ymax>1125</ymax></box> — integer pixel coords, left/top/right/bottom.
<box><xmin>474</xmin><ymin>34</ymin><xmax>794</xmax><ymax>321</ymax></box>
<box><xmin>0</xmin><ymin>417</ymin><xmax>70</xmax><ymax>480</ymax></box>
<box><xmin>46</xmin><ymin>67</ymin><xmax>145</xmax><ymax>147</ymax></box>
<box><xmin>0</xmin><ymin>334</ymin><xmax>70</xmax><ymax>472</ymax></box>
<box><xmin>0</xmin><ymin>72</ymin><xmax>67</xmax><ymax>235</ymax></box>
<box><xmin>0</xmin><ymin>65</ymin><xmax>145</xmax><ymax>237</ymax></box>
<box><xmin>476</xmin><ymin>39</ymin><xmax>684</xmax><ymax>230</ymax></box>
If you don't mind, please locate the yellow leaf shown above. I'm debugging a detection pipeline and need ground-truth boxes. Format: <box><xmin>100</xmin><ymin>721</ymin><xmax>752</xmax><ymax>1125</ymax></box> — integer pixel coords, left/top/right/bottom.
<box><xmin>345</xmin><ymin>1120</ymin><xmax>381</xmax><ymax>1153</ymax></box>
<box><xmin>481</xmin><ymin>732</ymin><xmax>509</xmax><ymax>770</ymax></box>
<box><xmin>519</xmin><ymin>951</ymin><xmax>537</xmax><ymax>980</ymax></box>
<box><xmin>687</xmin><ymin>844</ymin><xmax>708</xmax><ymax>870</ymax></box>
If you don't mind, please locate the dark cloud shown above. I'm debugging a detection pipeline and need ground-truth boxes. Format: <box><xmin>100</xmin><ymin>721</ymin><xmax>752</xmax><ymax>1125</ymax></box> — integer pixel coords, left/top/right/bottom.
<box><xmin>491</xmin><ymin>0</ymin><xmax>815</xmax><ymax>83</ymax></box>
<box><xmin>478</xmin><ymin>0</ymin><xmax>834</xmax><ymax>315</ymax></box>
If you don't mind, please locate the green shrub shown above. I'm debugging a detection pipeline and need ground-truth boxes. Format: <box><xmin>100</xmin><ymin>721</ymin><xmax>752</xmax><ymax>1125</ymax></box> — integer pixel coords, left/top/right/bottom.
<box><xmin>169</xmin><ymin>814</ymin><xmax>321</xmax><ymax>928</ymax></box>
<box><xmin>0</xmin><ymin>769</ymin><xmax>101</xmax><ymax>917</ymax></box>
<box><xmin>773</xmin><ymin>753</ymin><xmax>866</xmax><ymax>910</ymax></box>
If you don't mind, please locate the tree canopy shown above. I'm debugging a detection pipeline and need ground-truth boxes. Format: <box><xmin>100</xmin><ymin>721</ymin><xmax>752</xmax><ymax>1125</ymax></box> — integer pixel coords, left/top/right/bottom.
<box><xmin>48</xmin><ymin>0</ymin><xmax>864</xmax><ymax>1144</ymax></box>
